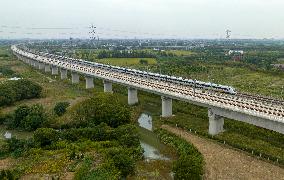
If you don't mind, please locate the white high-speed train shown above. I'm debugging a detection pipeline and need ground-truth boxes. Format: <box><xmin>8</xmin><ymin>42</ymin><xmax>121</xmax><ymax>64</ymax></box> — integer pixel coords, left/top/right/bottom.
<box><xmin>13</xmin><ymin>46</ymin><xmax>237</xmax><ymax>95</ymax></box>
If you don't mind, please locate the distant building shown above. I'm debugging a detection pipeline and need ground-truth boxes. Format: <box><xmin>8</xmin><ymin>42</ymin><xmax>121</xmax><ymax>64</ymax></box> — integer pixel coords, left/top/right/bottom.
<box><xmin>227</xmin><ymin>50</ymin><xmax>244</xmax><ymax>62</ymax></box>
<box><xmin>4</xmin><ymin>131</ymin><xmax>12</xmax><ymax>139</ymax></box>
<box><xmin>228</xmin><ymin>50</ymin><xmax>244</xmax><ymax>55</ymax></box>
<box><xmin>8</xmin><ymin>77</ymin><xmax>22</xmax><ymax>81</ymax></box>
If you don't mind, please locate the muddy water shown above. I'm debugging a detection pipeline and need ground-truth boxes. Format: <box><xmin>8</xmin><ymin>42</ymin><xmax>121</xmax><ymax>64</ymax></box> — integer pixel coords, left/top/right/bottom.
<box><xmin>138</xmin><ymin>113</ymin><xmax>171</xmax><ymax>160</ymax></box>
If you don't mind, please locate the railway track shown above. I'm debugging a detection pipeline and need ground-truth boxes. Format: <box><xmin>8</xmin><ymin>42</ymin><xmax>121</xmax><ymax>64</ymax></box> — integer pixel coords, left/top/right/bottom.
<box><xmin>237</xmin><ymin>92</ymin><xmax>284</xmax><ymax>106</ymax></box>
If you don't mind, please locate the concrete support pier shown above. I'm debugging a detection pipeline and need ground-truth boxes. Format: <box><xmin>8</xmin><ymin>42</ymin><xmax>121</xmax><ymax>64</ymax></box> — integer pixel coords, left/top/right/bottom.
<box><xmin>128</xmin><ymin>87</ymin><xmax>138</xmax><ymax>105</ymax></box>
<box><xmin>29</xmin><ymin>60</ymin><xmax>34</xmax><ymax>66</ymax></box>
<box><xmin>85</xmin><ymin>76</ymin><xmax>94</xmax><ymax>89</ymax></box>
<box><xmin>32</xmin><ymin>60</ymin><xmax>36</xmax><ymax>67</ymax></box>
<box><xmin>44</xmin><ymin>64</ymin><xmax>51</xmax><ymax>72</ymax></box>
<box><xmin>161</xmin><ymin>96</ymin><xmax>172</xmax><ymax>117</ymax></box>
<box><xmin>23</xmin><ymin>57</ymin><xmax>29</xmax><ymax>64</ymax></box>
<box><xmin>208</xmin><ymin>108</ymin><xmax>224</xmax><ymax>135</ymax></box>
<box><xmin>71</xmin><ymin>72</ymin><xmax>80</xmax><ymax>84</ymax></box>
<box><xmin>34</xmin><ymin>61</ymin><xmax>39</xmax><ymax>68</ymax></box>
<box><xmin>60</xmin><ymin>68</ymin><xmax>68</xmax><ymax>79</ymax></box>
<box><xmin>51</xmin><ymin>66</ymin><xmax>58</xmax><ymax>75</ymax></box>
<box><xmin>103</xmin><ymin>80</ymin><xmax>113</xmax><ymax>93</ymax></box>
<box><xmin>38</xmin><ymin>62</ymin><xmax>45</xmax><ymax>70</ymax></box>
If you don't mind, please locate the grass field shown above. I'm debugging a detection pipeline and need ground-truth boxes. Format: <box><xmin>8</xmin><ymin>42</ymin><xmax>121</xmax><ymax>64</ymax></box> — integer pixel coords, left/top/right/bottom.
<box><xmin>166</xmin><ymin>50</ymin><xmax>196</xmax><ymax>56</ymax></box>
<box><xmin>96</xmin><ymin>58</ymin><xmax>157</xmax><ymax>66</ymax></box>
<box><xmin>196</xmin><ymin>66</ymin><xmax>284</xmax><ymax>98</ymax></box>
<box><xmin>145</xmin><ymin>62</ymin><xmax>284</xmax><ymax>98</ymax></box>
<box><xmin>0</xmin><ymin>125</ymin><xmax>32</xmax><ymax>140</ymax></box>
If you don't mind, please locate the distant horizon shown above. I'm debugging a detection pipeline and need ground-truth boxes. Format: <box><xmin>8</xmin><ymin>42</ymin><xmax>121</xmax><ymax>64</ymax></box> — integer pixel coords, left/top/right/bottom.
<box><xmin>1</xmin><ymin>37</ymin><xmax>284</xmax><ymax>41</ymax></box>
<box><xmin>1</xmin><ymin>0</ymin><xmax>284</xmax><ymax>39</ymax></box>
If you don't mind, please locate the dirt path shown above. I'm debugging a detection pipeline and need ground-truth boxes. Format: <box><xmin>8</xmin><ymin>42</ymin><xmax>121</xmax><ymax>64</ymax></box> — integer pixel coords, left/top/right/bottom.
<box><xmin>161</xmin><ymin>125</ymin><xmax>284</xmax><ymax>180</ymax></box>
<box><xmin>0</xmin><ymin>158</ymin><xmax>13</xmax><ymax>170</ymax></box>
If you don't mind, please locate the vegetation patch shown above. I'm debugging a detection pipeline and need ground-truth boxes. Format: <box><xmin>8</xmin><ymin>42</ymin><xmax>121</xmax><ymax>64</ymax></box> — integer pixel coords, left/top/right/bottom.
<box><xmin>96</xmin><ymin>58</ymin><xmax>157</xmax><ymax>66</ymax></box>
<box><xmin>155</xmin><ymin>129</ymin><xmax>204</xmax><ymax>180</ymax></box>
<box><xmin>0</xmin><ymin>93</ymin><xmax>143</xmax><ymax>179</ymax></box>
<box><xmin>0</xmin><ymin>66</ymin><xmax>16</xmax><ymax>77</ymax></box>
<box><xmin>0</xmin><ymin>79</ymin><xmax>42</xmax><ymax>107</ymax></box>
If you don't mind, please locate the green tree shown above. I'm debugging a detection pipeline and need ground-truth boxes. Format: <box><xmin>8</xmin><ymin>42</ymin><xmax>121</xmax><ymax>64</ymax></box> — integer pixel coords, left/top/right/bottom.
<box><xmin>114</xmin><ymin>124</ymin><xmax>140</xmax><ymax>148</ymax></box>
<box><xmin>71</xmin><ymin>93</ymin><xmax>130</xmax><ymax>128</ymax></box>
<box><xmin>0</xmin><ymin>169</ymin><xmax>15</xmax><ymax>180</ymax></box>
<box><xmin>0</xmin><ymin>79</ymin><xmax>42</xmax><ymax>107</ymax></box>
<box><xmin>173</xmin><ymin>155</ymin><xmax>203</xmax><ymax>180</ymax></box>
<box><xmin>13</xmin><ymin>105</ymin><xmax>30</xmax><ymax>128</ymax></box>
<box><xmin>22</xmin><ymin>104</ymin><xmax>47</xmax><ymax>131</ymax></box>
<box><xmin>12</xmin><ymin>79</ymin><xmax>42</xmax><ymax>100</ymax></box>
<box><xmin>0</xmin><ymin>84</ymin><xmax>16</xmax><ymax>106</ymax></box>
<box><xmin>112</xmin><ymin>153</ymin><xmax>135</xmax><ymax>178</ymax></box>
<box><xmin>34</xmin><ymin>128</ymin><xmax>60</xmax><ymax>147</ymax></box>
<box><xmin>139</xmin><ymin>59</ymin><xmax>148</xmax><ymax>65</ymax></box>
<box><xmin>54</xmin><ymin>102</ymin><xmax>70</xmax><ymax>116</ymax></box>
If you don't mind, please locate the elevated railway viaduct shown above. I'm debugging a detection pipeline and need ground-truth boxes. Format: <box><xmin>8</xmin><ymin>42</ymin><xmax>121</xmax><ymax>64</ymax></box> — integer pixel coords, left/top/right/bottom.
<box><xmin>11</xmin><ymin>45</ymin><xmax>284</xmax><ymax>135</ymax></box>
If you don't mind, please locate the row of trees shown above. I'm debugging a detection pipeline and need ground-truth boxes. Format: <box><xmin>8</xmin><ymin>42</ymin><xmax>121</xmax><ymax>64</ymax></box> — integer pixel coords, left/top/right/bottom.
<box><xmin>0</xmin><ymin>79</ymin><xmax>42</xmax><ymax>107</ymax></box>
<box><xmin>97</xmin><ymin>50</ymin><xmax>156</xmax><ymax>59</ymax></box>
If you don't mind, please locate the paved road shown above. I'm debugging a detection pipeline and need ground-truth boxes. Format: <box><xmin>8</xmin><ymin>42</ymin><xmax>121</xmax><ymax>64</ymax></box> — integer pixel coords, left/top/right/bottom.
<box><xmin>162</xmin><ymin>125</ymin><xmax>284</xmax><ymax>180</ymax></box>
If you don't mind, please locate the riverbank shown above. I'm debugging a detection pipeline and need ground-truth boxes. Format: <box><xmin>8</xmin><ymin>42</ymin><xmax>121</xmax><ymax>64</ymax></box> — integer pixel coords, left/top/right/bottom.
<box><xmin>162</xmin><ymin>125</ymin><xmax>284</xmax><ymax>180</ymax></box>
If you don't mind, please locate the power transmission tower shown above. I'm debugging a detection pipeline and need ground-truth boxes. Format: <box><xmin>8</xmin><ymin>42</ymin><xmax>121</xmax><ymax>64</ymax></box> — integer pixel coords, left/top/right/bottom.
<box><xmin>226</xmin><ymin>30</ymin><xmax>231</xmax><ymax>39</ymax></box>
<box><xmin>88</xmin><ymin>24</ymin><xmax>99</xmax><ymax>59</ymax></box>
<box><xmin>89</xmin><ymin>24</ymin><xmax>99</xmax><ymax>46</ymax></box>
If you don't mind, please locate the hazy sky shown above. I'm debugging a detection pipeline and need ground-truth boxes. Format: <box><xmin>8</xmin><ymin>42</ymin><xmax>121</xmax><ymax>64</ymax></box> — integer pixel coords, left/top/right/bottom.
<box><xmin>1</xmin><ymin>0</ymin><xmax>284</xmax><ymax>39</ymax></box>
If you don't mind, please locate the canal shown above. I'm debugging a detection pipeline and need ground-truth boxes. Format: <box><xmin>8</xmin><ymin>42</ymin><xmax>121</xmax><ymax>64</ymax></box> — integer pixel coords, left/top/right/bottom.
<box><xmin>134</xmin><ymin>113</ymin><xmax>176</xmax><ymax>179</ymax></box>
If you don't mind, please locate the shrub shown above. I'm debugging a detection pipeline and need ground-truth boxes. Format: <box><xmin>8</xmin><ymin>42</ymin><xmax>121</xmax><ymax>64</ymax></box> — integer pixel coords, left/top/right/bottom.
<box><xmin>62</xmin><ymin>123</ymin><xmax>113</xmax><ymax>142</ymax></box>
<box><xmin>0</xmin><ymin>113</ymin><xmax>14</xmax><ymax>126</ymax></box>
<box><xmin>156</xmin><ymin>129</ymin><xmax>204</xmax><ymax>180</ymax></box>
<box><xmin>11</xmin><ymin>79</ymin><xmax>42</xmax><ymax>101</ymax></box>
<box><xmin>4</xmin><ymin>104</ymin><xmax>48</xmax><ymax>131</ymax></box>
<box><xmin>13</xmin><ymin>105</ymin><xmax>30</xmax><ymax>128</ymax></box>
<box><xmin>6</xmin><ymin>137</ymin><xmax>26</xmax><ymax>152</ymax></box>
<box><xmin>0</xmin><ymin>66</ymin><xmax>15</xmax><ymax>76</ymax></box>
<box><xmin>34</xmin><ymin>128</ymin><xmax>60</xmax><ymax>147</ymax></box>
<box><xmin>139</xmin><ymin>59</ymin><xmax>148</xmax><ymax>65</ymax></box>
<box><xmin>3</xmin><ymin>114</ymin><xmax>15</xmax><ymax>128</ymax></box>
<box><xmin>0</xmin><ymin>79</ymin><xmax>42</xmax><ymax>107</ymax></box>
<box><xmin>22</xmin><ymin>104</ymin><xmax>47</xmax><ymax>131</ymax></box>
<box><xmin>173</xmin><ymin>155</ymin><xmax>203</xmax><ymax>180</ymax></box>
<box><xmin>0</xmin><ymin>169</ymin><xmax>15</xmax><ymax>180</ymax></box>
<box><xmin>0</xmin><ymin>84</ymin><xmax>16</xmax><ymax>106</ymax></box>
<box><xmin>0</xmin><ymin>113</ymin><xmax>4</xmax><ymax>125</ymax></box>
<box><xmin>71</xmin><ymin>93</ymin><xmax>131</xmax><ymax>128</ymax></box>
<box><xmin>112</xmin><ymin>152</ymin><xmax>135</xmax><ymax>178</ymax></box>
<box><xmin>54</xmin><ymin>102</ymin><xmax>70</xmax><ymax>116</ymax></box>
<box><xmin>5</xmin><ymin>137</ymin><xmax>35</xmax><ymax>157</ymax></box>
<box><xmin>114</xmin><ymin>124</ymin><xmax>140</xmax><ymax>148</ymax></box>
